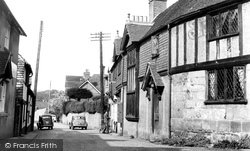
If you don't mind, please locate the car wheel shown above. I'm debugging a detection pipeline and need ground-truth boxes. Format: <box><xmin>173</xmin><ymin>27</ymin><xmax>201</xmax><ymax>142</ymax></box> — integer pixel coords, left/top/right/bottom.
<box><xmin>85</xmin><ymin>127</ymin><xmax>87</xmax><ymax>130</ymax></box>
<box><xmin>72</xmin><ymin>126</ymin><xmax>74</xmax><ymax>130</ymax></box>
<box><xmin>51</xmin><ymin>127</ymin><xmax>53</xmax><ymax>130</ymax></box>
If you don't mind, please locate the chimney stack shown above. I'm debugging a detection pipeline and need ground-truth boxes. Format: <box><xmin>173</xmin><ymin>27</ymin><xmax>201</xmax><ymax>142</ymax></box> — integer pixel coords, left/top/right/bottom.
<box><xmin>83</xmin><ymin>69</ymin><xmax>90</xmax><ymax>80</ymax></box>
<box><xmin>149</xmin><ymin>0</ymin><xmax>167</xmax><ymax>22</ymax></box>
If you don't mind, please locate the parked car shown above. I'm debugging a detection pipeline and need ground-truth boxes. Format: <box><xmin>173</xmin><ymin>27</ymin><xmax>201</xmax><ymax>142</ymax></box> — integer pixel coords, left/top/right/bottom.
<box><xmin>69</xmin><ymin>115</ymin><xmax>88</xmax><ymax>130</ymax></box>
<box><xmin>37</xmin><ymin>115</ymin><xmax>54</xmax><ymax>130</ymax></box>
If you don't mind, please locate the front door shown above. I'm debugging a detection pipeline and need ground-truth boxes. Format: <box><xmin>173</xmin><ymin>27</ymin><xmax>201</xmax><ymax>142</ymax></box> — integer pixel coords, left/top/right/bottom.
<box><xmin>151</xmin><ymin>87</ymin><xmax>160</xmax><ymax>134</ymax></box>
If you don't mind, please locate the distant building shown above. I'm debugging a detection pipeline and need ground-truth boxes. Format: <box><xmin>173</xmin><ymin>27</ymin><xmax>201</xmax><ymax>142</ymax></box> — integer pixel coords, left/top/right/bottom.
<box><xmin>65</xmin><ymin>69</ymin><xmax>108</xmax><ymax>95</ymax></box>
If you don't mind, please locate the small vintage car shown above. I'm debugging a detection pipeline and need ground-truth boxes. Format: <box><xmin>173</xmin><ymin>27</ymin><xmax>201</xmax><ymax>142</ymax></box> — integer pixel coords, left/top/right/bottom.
<box><xmin>37</xmin><ymin>114</ymin><xmax>54</xmax><ymax>130</ymax></box>
<box><xmin>69</xmin><ymin>115</ymin><xmax>88</xmax><ymax>130</ymax></box>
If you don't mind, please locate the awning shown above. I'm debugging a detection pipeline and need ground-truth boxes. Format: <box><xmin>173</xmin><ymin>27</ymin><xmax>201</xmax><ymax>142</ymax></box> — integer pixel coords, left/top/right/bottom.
<box><xmin>0</xmin><ymin>50</ymin><xmax>12</xmax><ymax>80</ymax></box>
<box><xmin>141</xmin><ymin>62</ymin><xmax>164</xmax><ymax>100</ymax></box>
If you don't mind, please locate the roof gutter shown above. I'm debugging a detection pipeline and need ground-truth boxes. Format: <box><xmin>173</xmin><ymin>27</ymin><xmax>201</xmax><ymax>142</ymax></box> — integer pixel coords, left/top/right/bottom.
<box><xmin>2</xmin><ymin>0</ymin><xmax>27</xmax><ymax>36</ymax></box>
<box><xmin>140</xmin><ymin>0</ymin><xmax>238</xmax><ymax>42</ymax></box>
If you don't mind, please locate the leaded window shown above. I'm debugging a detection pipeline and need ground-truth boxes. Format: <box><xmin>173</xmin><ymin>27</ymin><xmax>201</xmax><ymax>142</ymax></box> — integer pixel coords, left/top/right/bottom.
<box><xmin>207</xmin><ymin>66</ymin><xmax>245</xmax><ymax>103</ymax></box>
<box><xmin>209</xmin><ymin>8</ymin><xmax>238</xmax><ymax>40</ymax></box>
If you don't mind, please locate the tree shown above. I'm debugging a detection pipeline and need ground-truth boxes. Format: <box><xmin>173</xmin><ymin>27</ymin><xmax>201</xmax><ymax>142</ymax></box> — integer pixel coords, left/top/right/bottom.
<box><xmin>66</xmin><ymin>88</ymin><xmax>93</xmax><ymax>101</ymax></box>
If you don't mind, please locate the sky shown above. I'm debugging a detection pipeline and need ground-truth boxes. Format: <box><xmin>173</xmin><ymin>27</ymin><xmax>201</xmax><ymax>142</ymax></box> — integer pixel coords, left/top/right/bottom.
<box><xmin>5</xmin><ymin>0</ymin><xmax>177</xmax><ymax>92</ymax></box>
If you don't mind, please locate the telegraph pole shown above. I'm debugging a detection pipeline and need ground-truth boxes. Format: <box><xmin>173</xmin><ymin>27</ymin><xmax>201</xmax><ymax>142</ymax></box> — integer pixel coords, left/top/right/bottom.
<box><xmin>34</xmin><ymin>21</ymin><xmax>43</xmax><ymax>97</ymax></box>
<box><xmin>32</xmin><ymin>21</ymin><xmax>43</xmax><ymax>131</ymax></box>
<box><xmin>90</xmin><ymin>32</ymin><xmax>110</xmax><ymax>127</ymax></box>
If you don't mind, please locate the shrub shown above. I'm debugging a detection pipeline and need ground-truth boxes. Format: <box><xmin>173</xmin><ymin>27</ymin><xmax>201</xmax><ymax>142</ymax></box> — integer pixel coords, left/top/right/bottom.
<box><xmin>66</xmin><ymin>88</ymin><xmax>93</xmax><ymax>100</ymax></box>
<box><xmin>161</xmin><ymin>133</ymin><xmax>210</xmax><ymax>147</ymax></box>
<box><xmin>214</xmin><ymin>135</ymin><xmax>250</xmax><ymax>149</ymax></box>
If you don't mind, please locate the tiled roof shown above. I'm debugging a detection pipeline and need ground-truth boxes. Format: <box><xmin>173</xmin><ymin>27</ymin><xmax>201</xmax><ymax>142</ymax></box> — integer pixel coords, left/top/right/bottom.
<box><xmin>0</xmin><ymin>50</ymin><xmax>11</xmax><ymax>78</ymax></box>
<box><xmin>65</xmin><ymin>75</ymin><xmax>84</xmax><ymax>88</ymax></box>
<box><xmin>142</xmin><ymin>0</ymin><xmax>228</xmax><ymax>40</ymax></box>
<box><xmin>141</xmin><ymin>62</ymin><xmax>165</xmax><ymax>98</ymax></box>
<box><xmin>126</xmin><ymin>23</ymin><xmax>152</xmax><ymax>45</ymax></box>
<box><xmin>113</xmin><ymin>38</ymin><xmax>123</xmax><ymax>62</ymax></box>
<box><xmin>65</xmin><ymin>75</ymin><xmax>84</xmax><ymax>82</ymax></box>
<box><xmin>2</xmin><ymin>0</ymin><xmax>26</xmax><ymax>36</ymax></box>
<box><xmin>114</xmin><ymin>38</ymin><xmax>122</xmax><ymax>56</ymax></box>
<box><xmin>65</xmin><ymin>81</ymin><xmax>82</xmax><ymax>88</ymax></box>
<box><xmin>88</xmin><ymin>74</ymin><xmax>101</xmax><ymax>91</ymax></box>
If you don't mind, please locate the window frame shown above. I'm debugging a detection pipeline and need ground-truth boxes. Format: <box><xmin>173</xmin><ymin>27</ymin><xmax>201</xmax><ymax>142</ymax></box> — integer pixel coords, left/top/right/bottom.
<box><xmin>151</xmin><ymin>35</ymin><xmax>160</xmax><ymax>58</ymax></box>
<box><xmin>0</xmin><ymin>81</ymin><xmax>7</xmax><ymax>113</ymax></box>
<box><xmin>4</xmin><ymin>20</ymin><xmax>10</xmax><ymax>50</ymax></box>
<box><xmin>205</xmin><ymin>65</ymin><xmax>247</xmax><ymax>105</ymax></box>
<box><xmin>207</xmin><ymin>6</ymin><xmax>239</xmax><ymax>42</ymax></box>
<box><xmin>118</xmin><ymin>61</ymin><xmax>121</xmax><ymax>76</ymax></box>
<box><xmin>126</xmin><ymin>48</ymin><xmax>139</xmax><ymax>121</ymax></box>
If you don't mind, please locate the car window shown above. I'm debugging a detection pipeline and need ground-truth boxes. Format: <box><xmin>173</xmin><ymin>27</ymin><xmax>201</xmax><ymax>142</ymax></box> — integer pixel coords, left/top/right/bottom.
<box><xmin>74</xmin><ymin>116</ymin><xmax>85</xmax><ymax>120</ymax></box>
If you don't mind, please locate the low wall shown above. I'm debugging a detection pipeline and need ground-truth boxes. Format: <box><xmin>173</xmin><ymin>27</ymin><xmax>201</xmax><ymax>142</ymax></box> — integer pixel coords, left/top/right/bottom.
<box><xmin>34</xmin><ymin>108</ymin><xmax>46</xmax><ymax>122</ymax></box>
<box><xmin>62</xmin><ymin>112</ymin><xmax>101</xmax><ymax>129</ymax></box>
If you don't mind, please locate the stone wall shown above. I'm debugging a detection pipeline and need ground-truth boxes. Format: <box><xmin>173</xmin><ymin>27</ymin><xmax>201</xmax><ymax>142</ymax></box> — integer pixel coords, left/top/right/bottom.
<box><xmin>171</xmin><ymin>65</ymin><xmax>250</xmax><ymax>142</ymax></box>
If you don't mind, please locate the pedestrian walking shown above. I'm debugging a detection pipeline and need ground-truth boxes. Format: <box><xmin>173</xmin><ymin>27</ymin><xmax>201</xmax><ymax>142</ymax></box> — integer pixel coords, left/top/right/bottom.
<box><xmin>102</xmin><ymin>111</ymin><xmax>109</xmax><ymax>133</ymax></box>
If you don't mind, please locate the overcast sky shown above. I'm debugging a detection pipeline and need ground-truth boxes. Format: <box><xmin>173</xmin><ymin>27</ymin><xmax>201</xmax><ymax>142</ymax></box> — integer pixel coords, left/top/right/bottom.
<box><xmin>5</xmin><ymin>0</ymin><xmax>177</xmax><ymax>92</ymax></box>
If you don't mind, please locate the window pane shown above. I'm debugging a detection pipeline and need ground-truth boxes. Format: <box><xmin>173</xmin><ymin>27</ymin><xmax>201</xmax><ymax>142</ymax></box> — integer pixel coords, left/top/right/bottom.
<box><xmin>234</xmin><ymin>66</ymin><xmax>244</xmax><ymax>99</ymax></box>
<box><xmin>211</xmin><ymin>15</ymin><xmax>220</xmax><ymax>39</ymax></box>
<box><xmin>127</xmin><ymin>68</ymin><xmax>135</xmax><ymax>91</ymax></box>
<box><xmin>208</xmin><ymin>70</ymin><xmax>216</xmax><ymax>100</ymax></box>
<box><xmin>226</xmin><ymin>68</ymin><xmax>234</xmax><ymax>99</ymax></box>
<box><xmin>221</xmin><ymin>11</ymin><xmax>230</xmax><ymax>36</ymax></box>
<box><xmin>229</xmin><ymin>9</ymin><xmax>238</xmax><ymax>34</ymax></box>
<box><xmin>217</xmin><ymin>69</ymin><xmax>225</xmax><ymax>99</ymax></box>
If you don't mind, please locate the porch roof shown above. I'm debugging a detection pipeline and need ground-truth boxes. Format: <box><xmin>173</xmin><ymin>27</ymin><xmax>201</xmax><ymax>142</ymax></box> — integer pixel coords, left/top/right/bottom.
<box><xmin>141</xmin><ymin>62</ymin><xmax>164</xmax><ymax>99</ymax></box>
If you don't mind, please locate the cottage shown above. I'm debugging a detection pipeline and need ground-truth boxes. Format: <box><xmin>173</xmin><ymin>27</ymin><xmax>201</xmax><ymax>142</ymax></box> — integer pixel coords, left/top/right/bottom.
<box><xmin>111</xmin><ymin>0</ymin><xmax>250</xmax><ymax>142</ymax></box>
<box><xmin>14</xmin><ymin>55</ymin><xmax>35</xmax><ymax>136</ymax></box>
<box><xmin>0</xmin><ymin>0</ymin><xmax>27</xmax><ymax>139</ymax></box>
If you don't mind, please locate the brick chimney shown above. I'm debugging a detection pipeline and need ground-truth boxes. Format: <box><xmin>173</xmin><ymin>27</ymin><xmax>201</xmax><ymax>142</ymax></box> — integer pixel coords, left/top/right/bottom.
<box><xmin>149</xmin><ymin>0</ymin><xmax>167</xmax><ymax>22</ymax></box>
<box><xmin>83</xmin><ymin>69</ymin><xmax>90</xmax><ymax>80</ymax></box>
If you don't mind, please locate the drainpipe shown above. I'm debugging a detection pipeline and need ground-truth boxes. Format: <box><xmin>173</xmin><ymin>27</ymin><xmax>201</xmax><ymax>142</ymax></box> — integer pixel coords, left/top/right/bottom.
<box><xmin>121</xmin><ymin>53</ymin><xmax>125</xmax><ymax>136</ymax></box>
<box><xmin>167</xmin><ymin>72</ymin><xmax>172</xmax><ymax>139</ymax></box>
<box><xmin>167</xmin><ymin>24</ymin><xmax>172</xmax><ymax>139</ymax></box>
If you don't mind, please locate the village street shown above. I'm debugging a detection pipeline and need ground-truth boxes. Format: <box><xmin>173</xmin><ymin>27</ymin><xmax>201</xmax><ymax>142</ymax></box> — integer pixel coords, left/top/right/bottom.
<box><xmin>26</xmin><ymin>122</ymin><xmax>207</xmax><ymax>151</ymax></box>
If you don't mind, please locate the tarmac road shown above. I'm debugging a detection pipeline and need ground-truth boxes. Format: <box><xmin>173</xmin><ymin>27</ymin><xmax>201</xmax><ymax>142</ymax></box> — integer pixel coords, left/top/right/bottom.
<box><xmin>26</xmin><ymin>123</ymin><xmax>249</xmax><ymax>151</ymax></box>
<box><xmin>32</xmin><ymin>123</ymin><xmax>191</xmax><ymax>151</ymax></box>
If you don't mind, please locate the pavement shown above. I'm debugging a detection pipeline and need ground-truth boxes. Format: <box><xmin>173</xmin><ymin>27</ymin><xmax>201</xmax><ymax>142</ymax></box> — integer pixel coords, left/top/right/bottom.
<box><xmin>9</xmin><ymin>125</ymin><xmax>250</xmax><ymax>151</ymax></box>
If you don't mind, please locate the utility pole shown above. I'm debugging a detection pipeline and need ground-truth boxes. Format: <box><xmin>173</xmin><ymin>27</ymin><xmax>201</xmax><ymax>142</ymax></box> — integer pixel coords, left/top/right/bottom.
<box><xmin>34</xmin><ymin>21</ymin><xmax>43</xmax><ymax>96</ymax></box>
<box><xmin>90</xmin><ymin>32</ymin><xmax>110</xmax><ymax>127</ymax></box>
<box><xmin>48</xmin><ymin>81</ymin><xmax>51</xmax><ymax>113</ymax></box>
<box><xmin>32</xmin><ymin>21</ymin><xmax>43</xmax><ymax>131</ymax></box>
